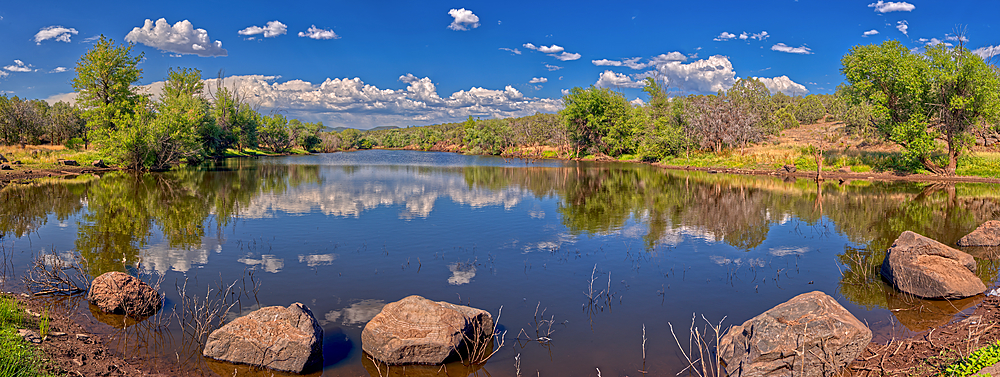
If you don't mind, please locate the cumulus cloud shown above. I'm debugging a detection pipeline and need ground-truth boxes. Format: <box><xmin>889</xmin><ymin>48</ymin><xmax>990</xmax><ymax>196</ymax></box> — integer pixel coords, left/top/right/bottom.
<box><xmin>595</xmin><ymin>70</ymin><xmax>645</xmax><ymax>88</ymax></box>
<box><xmin>634</xmin><ymin>55</ymin><xmax>737</xmax><ymax>93</ymax></box>
<box><xmin>868</xmin><ymin>1</ymin><xmax>915</xmax><ymax>13</ymax></box>
<box><xmin>528</xmin><ymin>77</ymin><xmax>547</xmax><ymax>84</ymax></box>
<box><xmin>714</xmin><ymin>32</ymin><xmax>736</xmax><ymax>41</ymax></box>
<box><xmin>0</xmin><ymin>71</ymin><xmax>7</xmax><ymax>79</ymax></box>
<box><xmin>591</xmin><ymin>57</ymin><xmax>646</xmax><ymax>69</ymax></box>
<box><xmin>771</xmin><ymin>43</ymin><xmax>813</xmax><ymax>54</ymax></box>
<box><xmin>896</xmin><ymin>20</ymin><xmax>908</xmax><ymax>36</ymax></box>
<box><xmin>49</xmin><ymin>67</ymin><xmax>69</xmax><ymax>73</ymax></box>
<box><xmin>649</xmin><ymin>52</ymin><xmax>687</xmax><ymax>65</ymax></box>
<box><xmin>499</xmin><ymin>47</ymin><xmax>521</xmax><ymax>55</ymax></box>
<box><xmin>4</xmin><ymin>60</ymin><xmax>34</xmax><ymax>72</ymax></box>
<box><xmin>447</xmin><ymin>8</ymin><xmax>480</xmax><ymax>31</ymax></box>
<box><xmin>920</xmin><ymin>38</ymin><xmax>952</xmax><ymax>47</ymax></box>
<box><xmin>973</xmin><ymin>45</ymin><xmax>1000</xmax><ymax>59</ymax></box>
<box><xmin>863</xmin><ymin>29</ymin><xmax>879</xmax><ymax>37</ymax></box>
<box><xmin>753</xmin><ymin>75</ymin><xmax>808</xmax><ymax>96</ymax></box>
<box><xmin>537</xmin><ymin>45</ymin><xmax>563</xmax><ymax>53</ymax></box>
<box><xmin>545</xmin><ymin>64</ymin><xmax>563</xmax><ymax>71</ymax></box>
<box><xmin>125</xmin><ymin>18</ymin><xmax>227</xmax><ymax>57</ymax></box>
<box><xmin>34</xmin><ymin>26</ymin><xmax>78</xmax><ymax>45</ymax></box>
<box><xmin>298</xmin><ymin>25</ymin><xmax>339</xmax><ymax>40</ymax></box>
<box><xmin>238</xmin><ymin>20</ymin><xmax>287</xmax><ymax>38</ymax></box>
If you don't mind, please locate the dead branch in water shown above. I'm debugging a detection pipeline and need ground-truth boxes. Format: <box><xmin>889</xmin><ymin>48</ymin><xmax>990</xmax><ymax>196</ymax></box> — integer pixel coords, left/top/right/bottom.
<box><xmin>22</xmin><ymin>247</ymin><xmax>89</xmax><ymax>296</ymax></box>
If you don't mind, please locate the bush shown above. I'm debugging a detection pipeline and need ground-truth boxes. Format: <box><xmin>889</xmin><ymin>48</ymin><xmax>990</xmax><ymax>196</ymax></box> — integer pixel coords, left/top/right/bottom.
<box><xmin>65</xmin><ymin>137</ymin><xmax>85</xmax><ymax>151</ymax></box>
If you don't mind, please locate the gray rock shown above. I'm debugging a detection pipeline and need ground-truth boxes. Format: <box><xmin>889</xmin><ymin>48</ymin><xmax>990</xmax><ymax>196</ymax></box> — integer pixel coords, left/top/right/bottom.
<box><xmin>958</xmin><ymin>221</ymin><xmax>1000</xmax><ymax>247</ymax></box>
<box><xmin>88</xmin><ymin>271</ymin><xmax>162</xmax><ymax>317</ymax></box>
<box><xmin>0</xmin><ymin>164</ymin><xmax>10</xmax><ymax>170</ymax></box>
<box><xmin>0</xmin><ymin>153</ymin><xmax>6</xmax><ymax>162</ymax></box>
<box><xmin>362</xmin><ymin>295</ymin><xmax>494</xmax><ymax>365</ymax></box>
<box><xmin>881</xmin><ymin>231</ymin><xmax>986</xmax><ymax>299</ymax></box>
<box><xmin>59</xmin><ymin>159</ymin><xmax>79</xmax><ymax>166</ymax></box>
<box><xmin>203</xmin><ymin>303</ymin><xmax>323</xmax><ymax>373</ymax></box>
<box><xmin>783</xmin><ymin>164</ymin><xmax>796</xmax><ymax>173</ymax></box>
<box><xmin>719</xmin><ymin>291</ymin><xmax>871</xmax><ymax>377</ymax></box>
<box><xmin>92</xmin><ymin>159</ymin><xmax>108</xmax><ymax>168</ymax></box>
<box><xmin>18</xmin><ymin>329</ymin><xmax>42</xmax><ymax>344</ymax></box>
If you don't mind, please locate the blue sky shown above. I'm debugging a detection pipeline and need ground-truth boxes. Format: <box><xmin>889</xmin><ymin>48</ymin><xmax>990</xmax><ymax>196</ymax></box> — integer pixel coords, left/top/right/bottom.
<box><xmin>1</xmin><ymin>0</ymin><xmax>999</xmax><ymax>128</ymax></box>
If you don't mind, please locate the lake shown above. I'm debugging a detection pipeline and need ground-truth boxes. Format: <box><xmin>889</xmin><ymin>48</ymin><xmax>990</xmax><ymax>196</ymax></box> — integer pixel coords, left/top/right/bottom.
<box><xmin>1</xmin><ymin>149</ymin><xmax>998</xmax><ymax>376</ymax></box>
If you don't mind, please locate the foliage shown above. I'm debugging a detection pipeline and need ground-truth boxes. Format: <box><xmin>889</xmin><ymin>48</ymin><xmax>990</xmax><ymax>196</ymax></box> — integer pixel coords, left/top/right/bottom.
<box><xmin>258</xmin><ymin>113</ymin><xmax>293</xmax><ymax>153</ymax></box>
<box><xmin>0</xmin><ymin>294</ymin><xmax>48</xmax><ymax>377</ymax></box>
<box><xmin>793</xmin><ymin>95</ymin><xmax>826</xmax><ymax>124</ymax></box>
<box><xmin>841</xmin><ymin>39</ymin><xmax>1000</xmax><ymax>175</ymax></box>
<box><xmin>561</xmin><ymin>86</ymin><xmax>638</xmax><ymax>156</ymax></box>
<box><xmin>72</xmin><ymin>35</ymin><xmax>145</xmax><ymax>146</ymax></box>
<box><xmin>943</xmin><ymin>340</ymin><xmax>1000</xmax><ymax>377</ymax></box>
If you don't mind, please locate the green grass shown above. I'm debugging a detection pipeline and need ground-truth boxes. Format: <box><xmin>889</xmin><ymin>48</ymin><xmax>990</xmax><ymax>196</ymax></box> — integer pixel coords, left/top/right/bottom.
<box><xmin>0</xmin><ymin>294</ymin><xmax>52</xmax><ymax>377</ymax></box>
<box><xmin>942</xmin><ymin>340</ymin><xmax>1000</xmax><ymax>377</ymax></box>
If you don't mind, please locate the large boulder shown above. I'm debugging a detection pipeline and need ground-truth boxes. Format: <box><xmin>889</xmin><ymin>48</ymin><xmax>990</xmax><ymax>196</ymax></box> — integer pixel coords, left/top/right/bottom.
<box><xmin>362</xmin><ymin>295</ymin><xmax>494</xmax><ymax>365</ymax></box>
<box><xmin>880</xmin><ymin>231</ymin><xmax>986</xmax><ymax>299</ymax></box>
<box><xmin>88</xmin><ymin>272</ymin><xmax>162</xmax><ymax>317</ymax></box>
<box><xmin>958</xmin><ymin>221</ymin><xmax>1000</xmax><ymax>247</ymax></box>
<box><xmin>203</xmin><ymin>303</ymin><xmax>323</xmax><ymax>373</ymax></box>
<box><xmin>719</xmin><ymin>291</ymin><xmax>871</xmax><ymax>377</ymax></box>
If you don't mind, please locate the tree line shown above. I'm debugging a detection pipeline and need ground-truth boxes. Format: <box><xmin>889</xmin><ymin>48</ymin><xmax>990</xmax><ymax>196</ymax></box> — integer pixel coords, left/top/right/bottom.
<box><xmin>1</xmin><ymin>37</ymin><xmax>997</xmax><ymax>175</ymax></box>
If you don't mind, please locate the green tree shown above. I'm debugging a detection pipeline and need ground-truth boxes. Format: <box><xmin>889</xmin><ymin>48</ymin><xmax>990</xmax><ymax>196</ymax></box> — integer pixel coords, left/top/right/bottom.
<box><xmin>561</xmin><ymin>86</ymin><xmax>637</xmax><ymax>156</ymax></box>
<box><xmin>71</xmin><ymin>35</ymin><xmax>144</xmax><ymax>148</ymax></box>
<box><xmin>841</xmin><ymin>39</ymin><xmax>1000</xmax><ymax>174</ymax></box>
<box><xmin>258</xmin><ymin>113</ymin><xmax>293</xmax><ymax>152</ymax></box>
<box><xmin>46</xmin><ymin>101</ymin><xmax>86</xmax><ymax>145</ymax></box>
<box><xmin>154</xmin><ymin>67</ymin><xmax>211</xmax><ymax>164</ymax></box>
<box><xmin>793</xmin><ymin>95</ymin><xmax>826</xmax><ymax>124</ymax></box>
<box><xmin>0</xmin><ymin>96</ymin><xmax>45</xmax><ymax>146</ymax></box>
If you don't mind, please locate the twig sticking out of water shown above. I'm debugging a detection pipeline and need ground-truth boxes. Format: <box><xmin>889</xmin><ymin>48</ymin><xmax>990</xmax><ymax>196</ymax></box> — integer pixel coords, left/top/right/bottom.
<box><xmin>23</xmin><ymin>247</ymin><xmax>89</xmax><ymax>296</ymax></box>
<box><xmin>668</xmin><ymin>313</ymin><xmax>728</xmax><ymax>377</ymax></box>
<box><xmin>458</xmin><ymin>305</ymin><xmax>506</xmax><ymax>365</ymax></box>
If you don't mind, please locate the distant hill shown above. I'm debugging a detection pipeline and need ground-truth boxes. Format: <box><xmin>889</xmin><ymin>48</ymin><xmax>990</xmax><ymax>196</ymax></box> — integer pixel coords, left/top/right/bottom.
<box><xmin>325</xmin><ymin>125</ymin><xmax>400</xmax><ymax>133</ymax></box>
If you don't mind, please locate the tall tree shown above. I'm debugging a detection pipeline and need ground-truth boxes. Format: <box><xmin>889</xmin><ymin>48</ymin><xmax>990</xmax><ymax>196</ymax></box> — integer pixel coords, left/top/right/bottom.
<box><xmin>841</xmin><ymin>39</ymin><xmax>1000</xmax><ymax>174</ymax></box>
<box><xmin>71</xmin><ymin>35</ymin><xmax>144</xmax><ymax>147</ymax></box>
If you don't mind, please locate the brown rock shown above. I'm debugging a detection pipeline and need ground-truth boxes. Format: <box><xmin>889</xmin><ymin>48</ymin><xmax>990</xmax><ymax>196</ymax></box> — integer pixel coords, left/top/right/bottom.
<box><xmin>880</xmin><ymin>231</ymin><xmax>986</xmax><ymax>299</ymax></box>
<box><xmin>203</xmin><ymin>303</ymin><xmax>323</xmax><ymax>373</ymax></box>
<box><xmin>92</xmin><ymin>159</ymin><xmax>108</xmax><ymax>168</ymax></box>
<box><xmin>782</xmin><ymin>164</ymin><xmax>796</xmax><ymax>173</ymax></box>
<box><xmin>59</xmin><ymin>159</ymin><xmax>79</xmax><ymax>166</ymax></box>
<box><xmin>87</xmin><ymin>271</ymin><xmax>162</xmax><ymax>317</ymax></box>
<box><xmin>362</xmin><ymin>295</ymin><xmax>494</xmax><ymax>365</ymax></box>
<box><xmin>0</xmin><ymin>164</ymin><xmax>10</xmax><ymax>170</ymax></box>
<box><xmin>719</xmin><ymin>291</ymin><xmax>871</xmax><ymax>377</ymax></box>
<box><xmin>838</xmin><ymin>166</ymin><xmax>851</xmax><ymax>173</ymax></box>
<box><xmin>958</xmin><ymin>221</ymin><xmax>1000</xmax><ymax>247</ymax></box>
<box><xmin>0</xmin><ymin>153</ymin><xmax>6</xmax><ymax>162</ymax></box>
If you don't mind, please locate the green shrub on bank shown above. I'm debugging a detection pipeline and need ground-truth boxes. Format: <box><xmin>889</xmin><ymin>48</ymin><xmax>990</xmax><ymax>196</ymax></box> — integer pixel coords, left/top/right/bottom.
<box><xmin>943</xmin><ymin>340</ymin><xmax>1000</xmax><ymax>377</ymax></box>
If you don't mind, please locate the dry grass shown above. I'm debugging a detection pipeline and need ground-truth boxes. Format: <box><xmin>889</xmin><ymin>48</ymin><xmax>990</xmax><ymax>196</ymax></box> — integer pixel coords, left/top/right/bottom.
<box><xmin>0</xmin><ymin>145</ymin><xmax>101</xmax><ymax>168</ymax></box>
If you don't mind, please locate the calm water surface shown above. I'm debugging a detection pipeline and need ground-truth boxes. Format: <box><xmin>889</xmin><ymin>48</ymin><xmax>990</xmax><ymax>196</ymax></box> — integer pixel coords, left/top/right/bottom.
<box><xmin>2</xmin><ymin>150</ymin><xmax>999</xmax><ymax>376</ymax></box>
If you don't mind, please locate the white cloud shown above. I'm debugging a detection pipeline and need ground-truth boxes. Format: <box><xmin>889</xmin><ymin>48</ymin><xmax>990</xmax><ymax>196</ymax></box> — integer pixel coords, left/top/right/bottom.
<box><xmin>499</xmin><ymin>47</ymin><xmax>521</xmax><ymax>55</ymax></box>
<box><xmin>649</xmin><ymin>52</ymin><xmax>687</xmax><ymax>65</ymax></box>
<box><xmin>973</xmin><ymin>45</ymin><xmax>1000</xmax><ymax>59</ymax></box>
<box><xmin>49</xmin><ymin>67</ymin><xmax>69</xmax><ymax>73</ymax></box>
<box><xmin>630</xmin><ymin>98</ymin><xmax>645</xmax><ymax>106</ymax></box>
<box><xmin>537</xmin><ymin>45</ymin><xmax>563</xmax><ymax>53</ymax></box>
<box><xmin>592</xmin><ymin>59</ymin><xmax>622</xmax><ymax>66</ymax></box>
<box><xmin>0</xmin><ymin>71</ymin><xmax>7</xmax><ymax>78</ymax></box>
<box><xmin>561</xmin><ymin>89</ymin><xmax>570</xmax><ymax>96</ymax></box>
<box><xmin>738</xmin><ymin>31</ymin><xmax>769</xmax><ymax>41</ymax></box>
<box><xmin>922</xmin><ymin>38</ymin><xmax>952</xmax><ymax>47</ymax></box>
<box><xmin>636</xmin><ymin>54</ymin><xmax>737</xmax><ymax>93</ymax></box>
<box><xmin>771</xmin><ymin>43</ymin><xmax>813</xmax><ymax>54</ymax></box>
<box><xmin>34</xmin><ymin>26</ymin><xmax>78</xmax><ymax>45</ymax></box>
<box><xmin>896</xmin><ymin>20</ymin><xmax>908</xmax><ymax>36</ymax></box>
<box><xmin>125</xmin><ymin>18</ymin><xmax>227</xmax><ymax>57</ymax></box>
<box><xmin>238</xmin><ymin>20</ymin><xmax>287</xmax><ymax>38</ymax></box>
<box><xmin>545</xmin><ymin>64</ymin><xmax>563</xmax><ymax>71</ymax></box>
<box><xmin>447</xmin><ymin>8</ymin><xmax>480</xmax><ymax>31</ymax></box>
<box><xmin>868</xmin><ymin>1</ymin><xmax>915</xmax><ymax>13</ymax></box>
<box><xmin>529</xmin><ymin>77</ymin><xmax>547</xmax><ymax>84</ymax></box>
<box><xmin>524</xmin><ymin>43</ymin><xmax>580</xmax><ymax>61</ymax></box>
<box><xmin>550</xmin><ymin>52</ymin><xmax>581</xmax><ymax>61</ymax></box>
<box><xmin>739</xmin><ymin>32</ymin><xmax>749</xmax><ymax>40</ymax></box>
<box><xmin>622</xmin><ymin>57</ymin><xmax>646</xmax><ymax>69</ymax></box>
<box><xmin>945</xmin><ymin>34</ymin><xmax>969</xmax><ymax>42</ymax></box>
<box><xmin>595</xmin><ymin>70</ymin><xmax>645</xmax><ymax>88</ymax></box>
<box><xmin>714</xmin><ymin>32</ymin><xmax>736</xmax><ymax>41</ymax></box>
<box><xmin>863</xmin><ymin>29</ymin><xmax>879</xmax><ymax>37</ymax></box>
<box><xmin>298</xmin><ymin>25</ymin><xmax>340</xmax><ymax>40</ymax></box>
<box><xmin>753</xmin><ymin>75</ymin><xmax>808</xmax><ymax>96</ymax></box>
<box><xmin>4</xmin><ymin>60</ymin><xmax>34</xmax><ymax>72</ymax></box>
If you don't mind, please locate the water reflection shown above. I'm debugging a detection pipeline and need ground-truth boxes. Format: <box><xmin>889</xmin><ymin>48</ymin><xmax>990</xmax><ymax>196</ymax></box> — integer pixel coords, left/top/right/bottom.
<box><xmin>324</xmin><ymin>300</ymin><xmax>386</xmax><ymax>327</ymax></box>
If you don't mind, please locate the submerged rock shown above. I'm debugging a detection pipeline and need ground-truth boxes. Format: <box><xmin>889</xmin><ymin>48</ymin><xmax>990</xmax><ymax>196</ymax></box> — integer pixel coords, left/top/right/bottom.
<box><xmin>719</xmin><ymin>291</ymin><xmax>871</xmax><ymax>377</ymax></box>
<box><xmin>362</xmin><ymin>295</ymin><xmax>494</xmax><ymax>365</ymax></box>
<box><xmin>203</xmin><ymin>303</ymin><xmax>323</xmax><ymax>373</ymax></box>
<box><xmin>881</xmin><ymin>231</ymin><xmax>986</xmax><ymax>299</ymax></box>
<box><xmin>958</xmin><ymin>221</ymin><xmax>1000</xmax><ymax>247</ymax></box>
<box><xmin>88</xmin><ymin>272</ymin><xmax>162</xmax><ymax>317</ymax></box>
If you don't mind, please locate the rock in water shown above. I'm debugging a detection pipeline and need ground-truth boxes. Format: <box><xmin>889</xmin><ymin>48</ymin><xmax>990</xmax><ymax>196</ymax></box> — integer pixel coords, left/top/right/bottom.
<box><xmin>719</xmin><ymin>291</ymin><xmax>871</xmax><ymax>377</ymax></box>
<box><xmin>881</xmin><ymin>231</ymin><xmax>986</xmax><ymax>299</ymax></box>
<box><xmin>203</xmin><ymin>303</ymin><xmax>323</xmax><ymax>373</ymax></box>
<box><xmin>88</xmin><ymin>272</ymin><xmax>162</xmax><ymax>317</ymax></box>
<box><xmin>958</xmin><ymin>221</ymin><xmax>1000</xmax><ymax>247</ymax></box>
<box><xmin>362</xmin><ymin>295</ymin><xmax>494</xmax><ymax>365</ymax></box>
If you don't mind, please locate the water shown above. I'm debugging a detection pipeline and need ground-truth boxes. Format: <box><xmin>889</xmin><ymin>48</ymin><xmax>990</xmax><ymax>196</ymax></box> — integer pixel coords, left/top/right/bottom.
<box><xmin>1</xmin><ymin>149</ymin><xmax>998</xmax><ymax>376</ymax></box>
